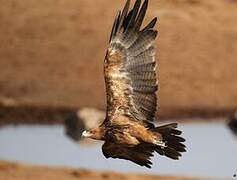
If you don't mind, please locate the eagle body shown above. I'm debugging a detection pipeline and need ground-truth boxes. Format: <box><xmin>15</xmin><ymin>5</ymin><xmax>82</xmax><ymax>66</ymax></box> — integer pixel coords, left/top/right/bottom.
<box><xmin>104</xmin><ymin>116</ymin><xmax>162</xmax><ymax>146</ymax></box>
<box><xmin>82</xmin><ymin>0</ymin><xmax>186</xmax><ymax>168</ymax></box>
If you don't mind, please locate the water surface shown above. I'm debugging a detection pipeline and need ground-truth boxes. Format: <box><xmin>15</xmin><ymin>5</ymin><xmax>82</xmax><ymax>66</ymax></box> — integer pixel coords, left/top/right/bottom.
<box><xmin>0</xmin><ymin>122</ymin><xmax>236</xmax><ymax>178</ymax></box>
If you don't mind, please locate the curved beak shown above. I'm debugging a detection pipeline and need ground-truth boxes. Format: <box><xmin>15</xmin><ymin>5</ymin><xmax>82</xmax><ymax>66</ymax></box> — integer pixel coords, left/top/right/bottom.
<box><xmin>82</xmin><ymin>130</ymin><xmax>92</xmax><ymax>137</ymax></box>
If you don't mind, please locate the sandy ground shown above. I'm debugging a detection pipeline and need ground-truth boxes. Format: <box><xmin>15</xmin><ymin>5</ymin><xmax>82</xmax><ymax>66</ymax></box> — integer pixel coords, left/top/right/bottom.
<box><xmin>0</xmin><ymin>161</ymin><xmax>204</xmax><ymax>180</ymax></box>
<box><xmin>0</xmin><ymin>0</ymin><xmax>237</xmax><ymax>120</ymax></box>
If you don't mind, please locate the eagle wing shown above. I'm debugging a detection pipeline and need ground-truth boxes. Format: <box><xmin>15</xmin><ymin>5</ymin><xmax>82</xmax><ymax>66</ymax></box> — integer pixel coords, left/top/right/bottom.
<box><xmin>102</xmin><ymin>141</ymin><xmax>154</xmax><ymax>168</ymax></box>
<box><xmin>104</xmin><ymin>0</ymin><xmax>158</xmax><ymax>123</ymax></box>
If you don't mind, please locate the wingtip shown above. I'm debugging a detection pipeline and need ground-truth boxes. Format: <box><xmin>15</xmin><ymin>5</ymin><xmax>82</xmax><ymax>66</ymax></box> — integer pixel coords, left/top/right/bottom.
<box><xmin>141</xmin><ymin>17</ymin><xmax>158</xmax><ymax>32</ymax></box>
<box><xmin>143</xmin><ymin>0</ymin><xmax>149</xmax><ymax>8</ymax></box>
<box><xmin>134</xmin><ymin>0</ymin><xmax>149</xmax><ymax>30</ymax></box>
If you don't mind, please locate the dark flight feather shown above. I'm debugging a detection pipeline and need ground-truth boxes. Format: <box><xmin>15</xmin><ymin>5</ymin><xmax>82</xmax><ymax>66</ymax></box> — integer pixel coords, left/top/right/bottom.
<box><xmin>109</xmin><ymin>11</ymin><xmax>121</xmax><ymax>42</ymax></box>
<box><xmin>125</xmin><ymin>0</ymin><xmax>141</xmax><ymax>31</ymax></box>
<box><xmin>141</xmin><ymin>17</ymin><xmax>157</xmax><ymax>32</ymax></box>
<box><xmin>118</xmin><ymin>0</ymin><xmax>130</xmax><ymax>32</ymax></box>
<box><xmin>134</xmin><ymin>0</ymin><xmax>148</xmax><ymax>30</ymax></box>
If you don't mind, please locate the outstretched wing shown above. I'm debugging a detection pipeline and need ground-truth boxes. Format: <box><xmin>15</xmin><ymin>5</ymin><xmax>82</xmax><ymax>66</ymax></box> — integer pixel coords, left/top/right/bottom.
<box><xmin>102</xmin><ymin>142</ymin><xmax>154</xmax><ymax>168</ymax></box>
<box><xmin>104</xmin><ymin>0</ymin><xmax>158</xmax><ymax>123</ymax></box>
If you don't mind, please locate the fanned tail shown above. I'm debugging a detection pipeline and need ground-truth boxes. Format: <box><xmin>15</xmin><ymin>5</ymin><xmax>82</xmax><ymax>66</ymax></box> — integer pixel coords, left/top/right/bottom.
<box><xmin>152</xmin><ymin>123</ymin><xmax>186</xmax><ymax>160</ymax></box>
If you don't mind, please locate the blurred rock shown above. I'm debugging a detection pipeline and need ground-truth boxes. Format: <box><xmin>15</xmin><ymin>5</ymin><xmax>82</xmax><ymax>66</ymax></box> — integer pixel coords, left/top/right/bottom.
<box><xmin>64</xmin><ymin>107</ymin><xmax>105</xmax><ymax>142</ymax></box>
<box><xmin>227</xmin><ymin>111</ymin><xmax>237</xmax><ymax>136</ymax></box>
<box><xmin>78</xmin><ymin>107</ymin><xmax>105</xmax><ymax>130</ymax></box>
<box><xmin>64</xmin><ymin>112</ymin><xmax>85</xmax><ymax>142</ymax></box>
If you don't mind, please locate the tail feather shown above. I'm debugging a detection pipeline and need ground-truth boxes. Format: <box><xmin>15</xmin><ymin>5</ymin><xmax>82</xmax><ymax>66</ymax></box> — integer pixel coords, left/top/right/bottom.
<box><xmin>164</xmin><ymin>147</ymin><xmax>181</xmax><ymax>160</ymax></box>
<box><xmin>168</xmin><ymin>142</ymin><xmax>186</xmax><ymax>152</ymax></box>
<box><xmin>152</xmin><ymin>123</ymin><xmax>186</xmax><ymax>160</ymax></box>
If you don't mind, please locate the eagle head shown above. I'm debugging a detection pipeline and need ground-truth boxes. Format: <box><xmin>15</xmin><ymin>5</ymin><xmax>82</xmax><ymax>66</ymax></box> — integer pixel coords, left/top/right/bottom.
<box><xmin>82</xmin><ymin>127</ymin><xmax>105</xmax><ymax>140</ymax></box>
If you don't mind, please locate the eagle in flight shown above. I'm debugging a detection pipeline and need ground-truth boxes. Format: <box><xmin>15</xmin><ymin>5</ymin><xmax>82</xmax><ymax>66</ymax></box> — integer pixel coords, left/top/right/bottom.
<box><xmin>82</xmin><ymin>0</ymin><xmax>186</xmax><ymax>168</ymax></box>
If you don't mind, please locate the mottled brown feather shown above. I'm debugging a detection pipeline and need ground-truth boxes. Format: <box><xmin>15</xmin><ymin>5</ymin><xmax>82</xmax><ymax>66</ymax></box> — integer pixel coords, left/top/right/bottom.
<box><xmin>104</xmin><ymin>0</ymin><xmax>158</xmax><ymax>125</ymax></box>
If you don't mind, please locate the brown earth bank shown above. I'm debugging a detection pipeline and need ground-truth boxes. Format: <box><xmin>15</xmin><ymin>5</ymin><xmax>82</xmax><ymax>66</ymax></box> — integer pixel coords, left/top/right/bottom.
<box><xmin>0</xmin><ymin>161</ymin><xmax>205</xmax><ymax>180</ymax></box>
<box><xmin>0</xmin><ymin>103</ymin><xmax>234</xmax><ymax>127</ymax></box>
<box><xmin>1</xmin><ymin>0</ymin><xmax>237</xmax><ymax>120</ymax></box>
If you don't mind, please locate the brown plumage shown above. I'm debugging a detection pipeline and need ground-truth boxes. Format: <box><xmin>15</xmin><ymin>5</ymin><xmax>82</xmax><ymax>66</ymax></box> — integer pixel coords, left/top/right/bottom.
<box><xmin>82</xmin><ymin>0</ymin><xmax>186</xmax><ymax>168</ymax></box>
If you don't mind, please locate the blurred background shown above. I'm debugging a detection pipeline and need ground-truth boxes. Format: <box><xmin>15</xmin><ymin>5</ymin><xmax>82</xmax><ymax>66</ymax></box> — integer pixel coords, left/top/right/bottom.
<box><xmin>0</xmin><ymin>0</ymin><xmax>237</xmax><ymax>180</ymax></box>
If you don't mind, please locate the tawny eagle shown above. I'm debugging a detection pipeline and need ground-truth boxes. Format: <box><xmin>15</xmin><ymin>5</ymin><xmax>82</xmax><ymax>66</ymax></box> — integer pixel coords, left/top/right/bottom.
<box><xmin>82</xmin><ymin>0</ymin><xmax>186</xmax><ymax>168</ymax></box>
